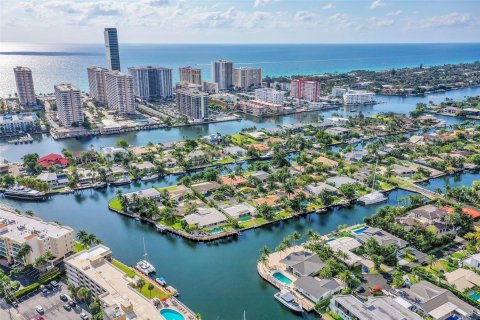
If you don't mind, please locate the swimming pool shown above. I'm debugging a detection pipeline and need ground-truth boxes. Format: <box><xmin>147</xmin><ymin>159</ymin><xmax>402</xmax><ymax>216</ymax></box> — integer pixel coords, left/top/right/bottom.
<box><xmin>272</xmin><ymin>272</ymin><xmax>292</xmax><ymax>285</ymax></box>
<box><xmin>239</xmin><ymin>216</ymin><xmax>252</xmax><ymax>222</ymax></box>
<box><xmin>326</xmin><ymin>238</ymin><xmax>337</xmax><ymax>243</ymax></box>
<box><xmin>469</xmin><ymin>290</ymin><xmax>480</xmax><ymax>301</ymax></box>
<box><xmin>160</xmin><ymin>309</ymin><xmax>185</xmax><ymax>320</ymax></box>
<box><xmin>211</xmin><ymin>228</ymin><xmax>223</xmax><ymax>234</ymax></box>
<box><xmin>352</xmin><ymin>226</ymin><xmax>368</xmax><ymax>235</ymax></box>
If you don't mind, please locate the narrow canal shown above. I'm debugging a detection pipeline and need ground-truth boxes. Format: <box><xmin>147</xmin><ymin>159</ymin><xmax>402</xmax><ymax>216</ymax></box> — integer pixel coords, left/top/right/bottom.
<box><xmin>1</xmin><ymin>86</ymin><xmax>479</xmax><ymax>162</ymax></box>
<box><xmin>0</xmin><ymin>87</ymin><xmax>479</xmax><ymax>319</ymax></box>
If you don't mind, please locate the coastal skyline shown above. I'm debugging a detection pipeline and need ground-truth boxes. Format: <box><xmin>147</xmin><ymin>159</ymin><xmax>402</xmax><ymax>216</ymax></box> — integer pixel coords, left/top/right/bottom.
<box><xmin>1</xmin><ymin>0</ymin><xmax>479</xmax><ymax>44</ymax></box>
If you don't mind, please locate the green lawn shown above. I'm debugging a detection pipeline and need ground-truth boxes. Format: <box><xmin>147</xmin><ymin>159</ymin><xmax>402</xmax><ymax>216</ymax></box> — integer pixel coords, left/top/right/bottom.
<box><xmin>109</xmin><ymin>198</ymin><xmax>122</xmax><ymax>211</ymax></box>
<box><xmin>214</xmin><ymin>157</ymin><xmax>234</xmax><ymax>164</ymax></box>
<box><xmin>229</xmin><ymin>133</ymin><xmax>256</xmax><ymax>145</ymax></box>
<box><xmin>112</xmin><ymin>259</ymin><xmax>135</xmax><ymax>278</ymax></box>
<box><xmin>74</xmin><ymin>242</ymin><xmax>87</xmax><ymax>253</ymax></box>
<box><xmin>137</xmin><ymin>281</ymin><xmax>169</xmax><ymax>300</ymax></box>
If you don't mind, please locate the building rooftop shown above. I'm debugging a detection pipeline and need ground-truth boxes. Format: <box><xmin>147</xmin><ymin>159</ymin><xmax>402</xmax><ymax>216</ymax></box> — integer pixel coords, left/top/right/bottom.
<box><xmin>294</xmin><ymin>277</ymin><xmax>341</xmax><ymax>301</ymax></box>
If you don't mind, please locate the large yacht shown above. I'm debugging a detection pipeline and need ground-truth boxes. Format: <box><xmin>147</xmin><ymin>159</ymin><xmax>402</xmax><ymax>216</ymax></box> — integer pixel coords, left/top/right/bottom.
<box><xmin>357</xmin><ymin>191</ymin><xmax>387</xmax><ymax>205</ymax></box>
<box><xmin>274</xmin><ymin>288</ymin><xmax>303</xmax><ymax>313</ymax></box>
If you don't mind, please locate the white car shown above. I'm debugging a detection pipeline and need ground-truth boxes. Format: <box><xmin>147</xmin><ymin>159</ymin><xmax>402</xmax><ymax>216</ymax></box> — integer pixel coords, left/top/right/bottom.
<box><xmin>35</xmin><ymin>305</ymin><xmax>44</xmax><ymax>314</ymax></box>
<box><xmin>80</xmin><ymin>313</ymin><xmax>89</xmax><ymax>320</ymax></box>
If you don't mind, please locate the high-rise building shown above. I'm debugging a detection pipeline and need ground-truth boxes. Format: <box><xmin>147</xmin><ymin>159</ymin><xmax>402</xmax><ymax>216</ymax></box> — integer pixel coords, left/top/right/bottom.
<box><xmin>105</xmin><ymin>71</ymin><xmax>135</xmax><ymax>114</ymax></box>
<box><xmin>13</xmin><ymin>66</ymin><xmax>36</xmax><ymax>107</ymax></box>
<box><xmin>104</xmin><ymin>28</ymin><xmax>121</xmax><ymax>71</ymax></box>
<box><xmin>176</xmin><ymin>90</ymin><xmax>209</xmax><ymax>121</ymax></box>
<box><xmin>128</xmin><ymin>66</ymin><xmax>173</xmax><ymax>101</ymax></box>
<box><xmin>211</xmin><ymin>60</ymin><xmax>233</xmax><ymax>90</ymax></box>
<box><xmin>179</xmin><ymin>66</ymin><xmax>202</xmax><ymax>85</ymax></box>
<box><xmin>87</xmin><ymin>66</ymin><xmax>108</xmax><ymax>104</ymax></box>
<box><xmin>254</xmin><ymin>88</ymin><xmax>285</xmax><ymax>105</ymax></box>
<box><xmin>331</xmin><ymin>86</ymin><xmax>348</xmax><ymax>98</ymax></box>
<box><xmin>290</xmin><ymin>79</ymin><xmax>320</xmax><ymax>102</ymax></box>
<box><xmin>233</xmin><ymin>67</ymin><xmax>262</xmax><ymax>90</ymax></box>
<box><xmin>54</xmin><ymin>83</ymin><xmax>84</xmax><ymax>127</ymax></box>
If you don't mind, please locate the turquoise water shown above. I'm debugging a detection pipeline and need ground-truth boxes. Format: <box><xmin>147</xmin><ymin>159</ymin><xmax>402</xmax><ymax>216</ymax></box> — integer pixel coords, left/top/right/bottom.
<box><xmin>352</xmin><ymin>226</ymin><xmax>368</xmax><ymax>235</ymax></box>
<box><xmin>211</xmin><ymin>228</ymin><xmax>223</xmax><ymax>234</ymax></box>
<box><xmin>239</xmin><ymin>216</ymin><xmax>252</xmax><ymax>222</ymax></box>
<box><xmin>160</xmin><ymin>309</ymin><xmax>185</xmax><ymax>320</ymax></box>
<box><xmin>469</xmin><ymin>291</ymin><xmax>480</xmax><ymax>301</ymax></box>
<box><xmin>273</xmin><ymin>272</ymin><xmax>293</xmax><ymax>285</ymax></box>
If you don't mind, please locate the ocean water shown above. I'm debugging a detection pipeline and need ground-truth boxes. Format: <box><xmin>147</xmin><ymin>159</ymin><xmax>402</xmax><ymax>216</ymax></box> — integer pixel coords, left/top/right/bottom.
<box><xmin>1</xmin><ymin>42</ymin><xmax>480</xmax><ymax>96</ymax></box>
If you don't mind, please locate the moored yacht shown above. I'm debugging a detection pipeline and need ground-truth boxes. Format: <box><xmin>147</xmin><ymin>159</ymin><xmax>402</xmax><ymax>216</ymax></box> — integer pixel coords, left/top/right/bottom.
<box><xmin>274</xmin><ymin>288</ymin><xmax>303</xmax><ymax>313</ymax></box>
<box><xmin>135</xmin><ymin>237</ymin><xmax>156</xmax><ymax>275</ymax></box>
<box><xmin>110</xmin><ymin>176</ymin><xmax>131</xmax><ymax>186</ymax></box>
<box><xmin>357</xmin><ymin>191</ymin><xmax>387</xmax><ymax>205</ymax></box>
<box><xmin>4</xmin><ymin>187</ymin><xmax>47</xmax><ymax>201</ymax></box>
<box><xmin>141</xmin><ymin>174</ymin><xmax>159</xmax><ymax>182</ymax></box>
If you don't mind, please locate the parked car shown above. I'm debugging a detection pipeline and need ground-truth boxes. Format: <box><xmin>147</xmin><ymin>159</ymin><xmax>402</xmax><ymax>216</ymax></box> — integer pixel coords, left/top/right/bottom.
<box><xmin>63</xmin><ymin>303</ymin><xmax>72</xmax><ymax>311</ymax></box>
<box><xmin>35</xmin><ymin>305</ymin><xmax>44</xmax><ymax>314</ymax></box>
<box><xmin>60</xmin><ymin>294</ymin><xmax>68</xmax><ymax>301</ymax></box>
<box><xmin>39</xmin><ymin>285</ymin><xmax>48</xmax><ymax>294</ymax></box>
<box><xmin>80</xmin><ymin>313</ymin><xmax>90</xmax><ymax>320</ymax></box>
<box><xmin>45</xmin><ymin>283</ymin><xmax>53</xmax><ymax>290</ymax></box>
<box><xmin>51</xmin><ymin>280</ymin><xmax>59</xmax><ymax>287</ymax></box>
<box><xmin>30</xmin><ymin>316</ymin><xmax>45</xmax><ymax>320</ymax></box>
<box><xmin>68</xmin><ymin>300</ymin><xmax>77</xmax><ymax>308</ymax></box>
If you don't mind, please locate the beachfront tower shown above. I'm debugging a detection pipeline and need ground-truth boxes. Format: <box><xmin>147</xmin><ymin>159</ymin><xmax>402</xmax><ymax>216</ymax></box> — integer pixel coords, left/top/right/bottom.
<box><xmin>104</xmin><ymin>28</ymin><xmax>121</xmax><ymax>71</ymax></box>
<box><xmin>13</xmin><ymin>66</ymin><xmax>36</xmax><ymax>107</ymax></box>
<box><xmin>176</xmin><ymin>89</ymin><xmax>209</xmax><ymax>121</ymax></box>
<box><xmin>54</xmin><ymin>83</ymin><xmax>84</xmax><ymax>127</ymax></box>
<box><xmin>233</xmin><ymin>67</ymin><xmax>262</xmax><ymax>90</ymax></box>
<box><xmin>105</xmin><ymin>71</ymin><xmax>135</xmax><ymax>114</ymax></box>
<box><xmin>211</xmin><ymin>60</ymin><xmax>233</xmax><ymax>90</ymax></box>
<box><xmin>128</xmin><ymin>66</ymin><xmax>173</xmax><ymax>101</ymax></box>
<box><xmin>179</xmin><ymin>66</ymin><xmax>202</xmax><ymax>85</ymax></box>
<box><xmin>87</xmin><ymin>66</ymin><xmax>108</xmax><ymax>105</ymax></box>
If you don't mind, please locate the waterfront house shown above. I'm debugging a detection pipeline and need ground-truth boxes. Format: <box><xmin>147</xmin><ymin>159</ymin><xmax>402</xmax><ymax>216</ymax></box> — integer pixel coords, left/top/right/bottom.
<box><xmin>444</xmin><ymin>268</ymin><xmax>480</xmax><ymax>292</ymax></box>
<box><xmin>252</xmin><ymin>194</ymin><xmax>280</xmax><ymax>207</ymax></box>
<box><xmin>294</xmin><ymin>277</ymin><xmax>342</xmax><ymax>304</ymax></box>
<box><xmin>246</xmin><ymin>131</ymin><xmax>267</xmax><ymax>140</ymax></box>
<box><xmin>314</xmin><ymin>156</ymin><xmax>339</xmax><ymax>168</ymax></box>
<box><xmin>280</xmin><ymin>251</ymin><xmax>325</xmax><ymax>277</ymax></box>
<box><xmin>325</xmin><ymin>176</ymin><xmax>360</xmax><ymax>188</ymax></box>
<box><xmin>304</xmin><ymin>182</ymin><xmax>338</xmax><ymax>196</ymax></box>
<box><xmin>245</xmin><ymin>170</ymin><xmax>269</xmax><ymax>182</ymax></box>
<box><xmin>444</xmin><ymin>206</ymin><xmax>480</xmax><ymax>220</ymax></box>
<box><xmin>223</xmin><ymin>146</ymin><xmax>247</xmax><ymax>157</ymax></box>
<box><xmin>125</xmin><ymin>188</ymin><xmax>162</xmax><ymax>201</ymax></box>
<box><xmin>203</xmin><ymin>133</ymin><xmax>223</xmax><ymax>145</ymax></box>
<box><xmin>131</xmin><ymin>146</ymin><xmax>156</xmax><ymax>157</ymax></box>
<box><xmin>167</xmin><ymin>185</ymin><xmax>193</xmax><ymax>202</ymax></box>
<box><xmin>352</xmin><ymin>227</ymin><xmax>408</xmax><ymax>249</ymax></box>
<box><xmin>184</xmin><ymin>207</ymin><xmax>228</xmax><ymax>228</ymax></box>
<box><xmin>222</xmin><ymin>203</ymin><xmax>256</xmax><ymax>219</ymax></box>
<box><xmin>400</xmin><ymin>280</ymin><xmax>479</xmax><ymax>320</ymax></box>
<box><xmin>248</xmin><ymin>143</ymin><xmax>269</xmax><ymax>152</ymax></box>
<box><xmin>37</xmin><ymin>153</ymin><xmax>68</xmax><ymax>169</ymax></box>
<box><xmin>219</xmin><ymin>175</ymin><xmax>248</xmax><ymax>187</ymax></box>
<box><xmin>36</xmin><ymin>172</ymin><xmax>59</xmax><ymax>186</ymax></box>
<box><xmin>325</xmin><ymin>126</ymin><xmax>350</xmax><ymax>137</ymax></box>
<box><xmin>191</xmin><ymin>181</ymin><xmax>221</xmax><ymax>195</ymax></box>
<box><xmin>131</xmin><ymin>161</ymin><xmax>155</xmax><ymax>171</ymax></box>
<box><xmin>72</xmin><ymin>150</ymin><xmax>98</xmax><ymax>164</ymax></box>
<box><xmin>327</xmin><ymin>237</ymin><xmax>363</xmax><ymax>266</ymax></box>
<box><xmin>330</xmin><ymin>295</ymin><xmax>423</xmax><ymax>320</ymax></box>
<box><xmin>186</xmin><ymin>150</ymin><xmax>209</xmax><ymax>166</ymax></box>
<box><xmin>101</xmin><ymin>147</ymin><xmax>128</xmax><ymax>159</ymax></box>
<box><xmin>463</xmin><ymin>253</ymin><xmax>480</xmax><ymax>270</ymax></box>
<box><xmin>342</xmin><ymin>150</ymin><xmax>369</xmax><ymax>162</ymax></box>
<box><xmin>398</xmin><ymin>205</ymin><xmax>456</xmax><ymax>235</ymax></box>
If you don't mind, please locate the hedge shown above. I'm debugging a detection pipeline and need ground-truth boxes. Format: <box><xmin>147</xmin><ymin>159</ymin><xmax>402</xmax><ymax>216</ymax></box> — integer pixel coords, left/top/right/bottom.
<box><xmin>11</xmin><ymin>283</ymin><xmax>40</xmax><ymax>300</ymax></box>
<box><xmin>10</xmin><ymin>270</ymin><xmax>62</xmax><ymax>301</ymax></box>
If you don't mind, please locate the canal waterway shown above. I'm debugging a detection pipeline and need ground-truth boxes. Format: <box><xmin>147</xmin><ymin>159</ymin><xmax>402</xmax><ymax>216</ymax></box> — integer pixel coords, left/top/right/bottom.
<box><xmin>1</xmin><ymin>86</ymin><xmax>479</xmax><ymax>162</ymax></box>
<box><xmin>0</xmin><ymin>87</ymin><xmax>479</xmax><ymax>319</ymax></box>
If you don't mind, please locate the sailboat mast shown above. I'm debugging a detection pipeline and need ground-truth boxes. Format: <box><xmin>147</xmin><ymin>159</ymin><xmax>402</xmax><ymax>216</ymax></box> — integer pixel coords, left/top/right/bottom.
<box><xmin>143</xmin><ymin>237</ymin><xmax>148</xmax><ymax>261</ymax></box>
<box><xmin>372</xmin><ymin>161</ymin><xmax>378</xmax><ymax>190</ymax></box>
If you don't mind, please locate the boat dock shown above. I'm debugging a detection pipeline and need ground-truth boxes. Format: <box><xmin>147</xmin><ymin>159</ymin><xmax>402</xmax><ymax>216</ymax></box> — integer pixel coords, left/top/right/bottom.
<box><xmin>7</xmin><ymin>134</ymin><xmax>34</xmax><ymax>144</ymax></box>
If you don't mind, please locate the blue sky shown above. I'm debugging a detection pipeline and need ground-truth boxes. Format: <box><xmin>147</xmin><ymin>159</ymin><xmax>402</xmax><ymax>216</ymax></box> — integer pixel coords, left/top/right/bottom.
<box><xmin>1</xmin><ymin>0</ymin><xmax>479</xmax><ymax>43</ymax></box>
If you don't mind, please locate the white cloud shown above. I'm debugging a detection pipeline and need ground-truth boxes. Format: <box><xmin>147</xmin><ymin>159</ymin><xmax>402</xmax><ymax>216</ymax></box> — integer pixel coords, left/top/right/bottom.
<box><xmin>420</xmin><ymin>12</ymin><xmax>472</xmax><ymax>28</ymax></box>
<box><xmin>370</xmin><ymin>0</ymin><xmax>388</xmax><ymax>9</ymax></box>
<box><xmin>294</xmin><ymin>11</ymin><xmax>314</xmax><ymax>22</ymax></box>
<box><xmin>368</xmin><ymin>16</ymin><xmax>394</xmax><ymax>27</ymax></box>
<box><xmin>386</xmin><ymin>10</ymin><xmax>401</xmax><ymax>16</ymax></box>
<box><xmin>329</xmin><ymin>13</ymin><xmax>363</xmax><ymax>30</ymax></box>
<box><xmin>253</xmin><ymin>0</ymin><xmax>278</xmax><ymax>8</ymax></box>
<box><xmin>322</xmin><ymin>3</ymin><xmax>334</xmax><ymax>10</ymax></box>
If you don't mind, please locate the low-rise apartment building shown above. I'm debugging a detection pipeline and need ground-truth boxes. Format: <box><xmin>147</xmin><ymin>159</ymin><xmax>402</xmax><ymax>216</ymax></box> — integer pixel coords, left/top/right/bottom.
<box><xmin>0</xmin><ymin>113</ymin><xmax>39</xmax><ymax>133</ymax></box>
<box><xmin>0</xmin><ymin>206</ymin><xmax>75</xmax><ymax>266</ymax></box>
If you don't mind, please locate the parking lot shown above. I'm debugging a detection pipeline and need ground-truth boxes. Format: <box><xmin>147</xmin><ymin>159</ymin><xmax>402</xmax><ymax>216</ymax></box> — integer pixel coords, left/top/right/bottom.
<box><xmin>1</xmin><ymin>282</ymin><xmax>91</xmax><ymax>320</ymax></box>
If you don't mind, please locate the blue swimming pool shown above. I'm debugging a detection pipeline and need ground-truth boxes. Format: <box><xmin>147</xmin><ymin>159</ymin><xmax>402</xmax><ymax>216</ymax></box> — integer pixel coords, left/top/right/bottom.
<box><xmin>352</xmin><ymin>226</ymin><xmax>368</xmax><ymax>234</ymax></box>
<box><xmin>160</xmin><ymin>309</ymin><xmax>185</xmax><ymax>320</ymax></box>
<box><xmin>211</xmin><ymin>227</ymin><xmax>223</xmax><ymax>234</ymax></box>
<box><xmin>326</xmin><ymin>238</ymin><xmax>337</xmax><ymax>243</ymax></box>
<box><xmin>469</xmin><ymin>290</ymin><xmax>480</xmax><ymax>301</ymax></box>
<box><xmin>272</xmin><ymin>272</ymin><xmax>292</xmax><ymax>285</ymax></box>
<box><xmin>239</xmin><ymin>216</ymin><xmax>252</xmax><ymax>222</ymax></box>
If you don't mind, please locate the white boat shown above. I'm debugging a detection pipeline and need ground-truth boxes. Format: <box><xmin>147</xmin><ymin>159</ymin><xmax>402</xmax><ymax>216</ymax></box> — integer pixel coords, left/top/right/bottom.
<box><xmin>155</xmin><ymin>277</ymin><xmax>166</xmax><ymax>286</ymax></box>
<box><xmin>357</xmin><ymin>191</ymin><xmax>387</xmax><ymax>205</ymax></box>
<box><xmin>110</xmin><ymin>176</ymin><xmax>131</xmax><ymax>186</ymax></box>
<box><xmin>274</xmin><ymin>288</ymin><xmax>303</xmax><ymax>313</ymax></box>
<box><xmin>141</xmin><ymin>174</ymin><xmax>159</xmax><ymax>182</ymax></box>
<box><xmin>136</xmin><ymin>238</ymin><xmax>156</xmax><ymax>275</ymax></box>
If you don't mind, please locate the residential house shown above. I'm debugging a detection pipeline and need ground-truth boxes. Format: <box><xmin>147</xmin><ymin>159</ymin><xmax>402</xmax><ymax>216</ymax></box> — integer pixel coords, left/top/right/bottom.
<box><xmin>314</xmin><ymin>156</ymin><xmax>339</xmax><ymax>168</ymax></box>
<box><xmin>219</xmin><ymin>175</ymin><xmax>248</xmax><ymax>187</ymax></box>
<box><xmin>327</xmin><ymin>237</ymin><xmax>363</xmax><ymax>266</ymax></box>
<box><xmin>294</xmin><ymin>277</ymin><xmax>342</xmax><ymax>304</ymax></box>
<box><xmin>37</xmin><ymin>153</ymin><xmax>68</xmax><ymax>169</ymax></box>
<box><xmin>342</xmin><ymin>150</ymin><xmax>369</xmax><ymax>162</ymax></box>
<box><xmin>280</xmin><ymin>251</ymin><xmax>325</xmax><ymax>277</ymax></box>
<box><xmin>325</xmin><ymin>176</ymin><xmax>360</xmax><ymax>188</ymax></box>
<box><xmin>325</xmin><ymin>126</ymin><xmax>350</xmax><ymax>136</ymax></box>
<box><xmin>222</xmin><ymin>203</ymin><xmax>256</xmax><ymax>219</ymax></box>
<box><xmin>101</xmin><ymin>147</ymin><xmax>128</xmax><ymax>159</ymax></box>
<box><xmin>191</xmin><ymin>181</ymin><xmax>221</xmax><ymax>195</ymax></box>
<box><xmin>398</xmin><ymin>205</ymin><xmax>456</xmax><ymax>235</ymax></box>
<box><xmin>125</xmin><ymin>188</ymin><xmax>162</xmax><ymax>201</ymax></box>
<box><xmin>184</xmin><ymin>207</ymin><xmax>228</xmax><ymax>228</ymax></box>
<box><xmin>223</xmin><ymin>146</ymin><xmax>247</xmax><ymax>157</ymax></box>
<box><xmin>444</xmin><ymin>268</ymin><xmax>480</xmax><ymax>292</ymax></box>
<box><xmin>463</xmin><ymin>253</ymin><xmax>480</xmax><ymax>270</ymax></box>
<box><xmin>353</xmin><ymin>227</ymin><xmax>408</xmax><ymax>249</ymax></box>
<box><xmin>304</xmin><ymin>182</ymin><xmax>338</xmax><ymax>196</ymax></box>
<box><xmin>252</xmin><ymin>195</ymin><xmax>280</xmax><ymax>207</ymax></box>
<box><xmin>245</xmin><ymin>171</ymin><xmax>269</xmax><ymax>182</ymax></box>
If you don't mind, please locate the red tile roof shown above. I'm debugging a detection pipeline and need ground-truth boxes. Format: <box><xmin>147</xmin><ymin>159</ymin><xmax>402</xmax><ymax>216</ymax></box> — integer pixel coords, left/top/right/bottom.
<box><xmin>444</xmin><ymin>206</ymin><xmax>480</xmax><ymax>219</ymax></box>
<box><xmin>37</xmin><ymin>153</ymin><xmax>68</xmax><ymax>168</ymax></box>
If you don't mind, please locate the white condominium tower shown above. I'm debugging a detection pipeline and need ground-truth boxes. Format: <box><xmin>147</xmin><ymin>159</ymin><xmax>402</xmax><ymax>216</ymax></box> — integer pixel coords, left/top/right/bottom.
<box><xmin>105</xmin><ymin>71</ymin><xmax>135</xmax><ymax>114</ymax></box>
<box><xmin>176</xmin><ymin>90</ymin><xmax>209</xmax><ymax>121</ymax></box>
<box><xmin>233</xmin><ymin>67</ymin><xmax>262</xmax><ymax>90</ymax></box>
<box><xmin>254</xmin><ymin>88</ymin><xmax>285</xmax><ymax>105</ymax></box>
<box><xmin>290</xmin><ymin>79</ymin><xmax>320</xmax><ymax>102</ymax></box>
<box><xmin>211</xmin><ymin>60</ymin><xmax>233</xmax><ymax>90</ymax></box>
<box><xmin>104</xmin><ymin>28</ymin><xmax>121</xmax><ymax>71</ymax></box>
<box><xmin>13</xmin><ymin>66</ymin><xmax>36</xmax><ymax>107</ymax></box>
<box><xmin>87</xmin><ymin>66</ymin><xmax>108</xmax><ymax>104</ymax></box>
<box><xmin>179</xmin><ymin>66</ymin><xmax>202</xmax><ymax>85</ymax></box>
<box><xmin>343</xmin><ymin>90</ymin><xmax>375</xmax><ymax>104</ymax></box>
<box><xmin>54</xmin><ymin>83</ymin><xmax>84</xmax><ymax>127</ymax></box>
<box><xmin>128</xmin><ymin>66</ymin><xmax>173</xmax><ymax>101</ymax></box>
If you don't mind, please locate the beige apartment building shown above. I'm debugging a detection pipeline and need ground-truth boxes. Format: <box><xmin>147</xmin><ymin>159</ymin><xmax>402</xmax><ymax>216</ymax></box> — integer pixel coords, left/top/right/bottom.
<box><xmin>0</xmin><ymin>206</ymin><xmax>75</xmax><ymax>266</ymax></box>
<box><xmin>65</xmin><ymin>245</ymin><xmax>164</xmax><ymax>320</ymax></box>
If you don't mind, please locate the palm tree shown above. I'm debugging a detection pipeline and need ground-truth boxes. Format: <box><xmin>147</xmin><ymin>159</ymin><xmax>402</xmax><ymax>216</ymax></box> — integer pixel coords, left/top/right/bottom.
<box><xmin>136</xmin><ymin>278</ymin><xmax>145</xmax><ymax>291</ymax></box>
<box><xmin>16</xmin><ymin>243</ymin><xmax>32</xmax><ymax>264</ymax></box>
<box><xmin>426</xmin><ymin>254</ymin><xmax>436</xmax><ymax>269</ymax></box>
<box><xmin>77</xmin><ymin>286</ymin><xmax>91</xmax><ymax>303</ymax></box>
<box><xmin>371</xmin><ymin>254</ymin><xmax>384</xmax><ymax>272</ymax></box>
<box><xmin>77</xmin><ymin>230</ymin><xmax>89</xmax><ymax>246</ymax></box>
<box><xmin>288</xmin><ymin>231</ymin><xmax>301</xmax><ymax>247</ymax></box>
<box><xmin>305</xmin><ymin>229</ymin><xmax>321</xmax><ymax>243</ymax></box>
<box><xmin>258</xmin><ymin>246</ymin><xmax>271</xmax><ymax>268</ymax></box>
<box><xmin>148</xmin><ymin>283</ymin><xmax>154</xmax><ymax>298</ymax></box>
<box><xmin>339</xmin><ymin>270</ymin><xmax>356</xmax><ymax>289</ymax></box>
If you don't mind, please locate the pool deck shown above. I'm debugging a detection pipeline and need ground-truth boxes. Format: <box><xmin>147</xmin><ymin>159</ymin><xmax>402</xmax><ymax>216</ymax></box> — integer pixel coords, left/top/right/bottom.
<box><xmin>257</xmin><ymin>245</ymin><xmax>316</xmax><ymax>312</ymax></box>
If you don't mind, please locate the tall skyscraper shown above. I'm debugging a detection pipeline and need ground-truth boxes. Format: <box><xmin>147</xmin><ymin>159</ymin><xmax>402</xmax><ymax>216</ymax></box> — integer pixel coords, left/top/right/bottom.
<box><xmin>128</xmin><ymin>66</ymin><xmax>173</xmax><ymax>101</ymax></box>
<box><xmin>290</xmin><ymin>79</ymin><xmax>320</xmax><ymax>102</ymax></box>
<box><xmin>54</xmin><ymin>83</ymin><xmax>84</xmax><ymax>127</ymax></box>
<box><xmin>105</xmin><ymin>71</ymin><xmax>135</xmax><ymax>114</ymax></box>
<box><xmin>13</xmin><ymin>66</ymin><xmax>36</xmax><ymax>107</ymax></box>
<box><xmin>211</xmin><ymin>60</ymin><xmax>233</xmax><ymax>90</ymax></box>
<box><xmin>179</xmin><ymin>66</ymin><xmax>202</xmax><ymax>85</ymax></box>
<box><xmin>233</xmin><ymin>67</ymin><xmax>262</xmax><ymax>90</ymax></box>
<box><xmin>87</xmin><ymin>66</ymin><xmax>108</xmax><ymax>104</ymax></box>
<box><xmin>176</xmin><ymin>90</ymin><xmax>209</xmax><ymax>121</ymax></box>
<box><xmin>104</xmin><ymin>28</ymin><xmax>121</xmax><ymax>71</ymax></box>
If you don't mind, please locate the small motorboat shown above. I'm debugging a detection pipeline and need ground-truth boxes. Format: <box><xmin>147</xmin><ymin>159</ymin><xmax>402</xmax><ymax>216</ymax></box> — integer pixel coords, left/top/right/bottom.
<box><xmin>155</xmin><ymin>277</ymin><xmax>166</xmax><ymax>286</ymax></box>
<box><xmin>274</xmin><ymin>288</ymin><xmax>302</xmax><ymax>313</ymax></box>
<box><xmin>110</xmin><ymin>176</ymin><xmax>132</xmax><ymax>186</ymax></box>
<box><xmin>141</xmin><ymin>174</ymin><xmax>159</xmax><ymax>182</ymax></box>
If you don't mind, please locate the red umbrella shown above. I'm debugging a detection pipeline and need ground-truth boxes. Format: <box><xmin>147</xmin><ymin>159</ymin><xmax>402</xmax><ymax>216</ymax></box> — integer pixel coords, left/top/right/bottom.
<box><xmin>374</xmin><ymin>286</ymin><xmax>381</xmax><ymax>291</ymax></box>
<box><xmin>161</xmin><ymin>298</ymin><xmax>168</xmax><ymax>302</ymax></box>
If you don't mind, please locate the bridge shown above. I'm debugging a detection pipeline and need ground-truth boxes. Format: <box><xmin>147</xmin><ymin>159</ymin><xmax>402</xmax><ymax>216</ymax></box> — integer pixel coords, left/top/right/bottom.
<box><xmin>398</xmin><ymin>183</ymin><xmax>442</xmax><ymax>200</ymax></box>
